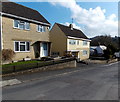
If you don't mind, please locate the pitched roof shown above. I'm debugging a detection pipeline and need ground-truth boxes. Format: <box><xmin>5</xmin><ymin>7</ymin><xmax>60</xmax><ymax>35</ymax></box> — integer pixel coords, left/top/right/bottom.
<box><xmin>1</xmin><ymin>2</ymin><xmax>50</xmax><ymax>25</ymax></box>
<box><xmin>55</xmin><ymin>23</ymin><xmax>88</xmax><ymax>39</ymax></box>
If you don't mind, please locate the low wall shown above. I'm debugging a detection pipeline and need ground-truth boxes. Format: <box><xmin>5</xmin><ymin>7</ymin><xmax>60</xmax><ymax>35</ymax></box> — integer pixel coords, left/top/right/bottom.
<box><xmin>85</xmin><ymin>58</ymin><xmax>118</xmax><ymax>64</ymax></box>
<box><xmin>2</xmin><ymin>60</ymin><xmax>76</xmax><ymax>77</ymax></box>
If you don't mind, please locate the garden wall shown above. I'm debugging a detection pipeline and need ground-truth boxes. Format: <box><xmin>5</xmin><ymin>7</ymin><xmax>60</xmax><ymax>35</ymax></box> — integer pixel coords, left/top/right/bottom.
<box><xmin>2</xmin><ymin>60</ymin><xmax>76</xmax><ymax>77</ymax></box>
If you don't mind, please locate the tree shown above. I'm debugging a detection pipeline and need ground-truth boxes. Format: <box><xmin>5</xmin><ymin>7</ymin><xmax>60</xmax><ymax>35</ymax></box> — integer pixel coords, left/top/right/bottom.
<box><xmin>90</xmin><ymin>35</ymin><xmax>119</xmax><ymax>52</ymax></box>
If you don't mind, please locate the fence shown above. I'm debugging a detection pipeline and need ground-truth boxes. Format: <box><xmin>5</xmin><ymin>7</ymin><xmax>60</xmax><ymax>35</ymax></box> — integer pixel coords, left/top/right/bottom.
<box><xmin>2</xmin><ymin>57</ymin><xmax>75</xmax><ymax>74</ymax></box>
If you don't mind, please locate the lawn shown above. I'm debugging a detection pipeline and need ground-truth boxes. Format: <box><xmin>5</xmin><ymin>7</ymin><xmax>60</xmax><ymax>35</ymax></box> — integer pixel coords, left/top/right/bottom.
<box><xmin>2</xmin><ymin>58</ymin><xmax>75</xmax><ymax>74</ymax></box>
<box><xmin>2</xmin><ymin>60</ymin><xmax>44</xmax><ymax>74</ymax></box>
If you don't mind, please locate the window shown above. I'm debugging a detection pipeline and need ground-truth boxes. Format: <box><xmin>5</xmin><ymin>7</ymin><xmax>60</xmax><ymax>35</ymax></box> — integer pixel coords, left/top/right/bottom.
<box><xmin>83</xmin><ymin>41</ymin><xmax>87</xmax><ymax>45</ymax></box>
<box><xmin>37</xmin><ymin>25</ymin><xmax>45</xmax><ymax>32</ymax></box>
<box><xmin>13</xmin><ymin>20</ymin><xmax>30</xmax><ymax>30</ymax></box>
<box><xmin>83</xmin><ymin>50</ymin><xmax>87</xmax><ymax>55</ymax></box>
<box><xmin>77</xmin><ymin>40</ymin><xmax>79</xmax><ymax>45</ymax></box>
<box><xmin>69</xmin><ymin>39</ymin><xmax>76</xmax><ymax>45</ymax></box>
<box><xmin>52</xmin><ymin>52</ymin><xmax>59</xmax><ymax>56</ymax></box>
<box><xmin>14</xmin><ymin>20</ymin><xmax>19</xmax><ymax>28</ymax></box>
<box><xmin>14</xmin><ymin>41</ymin><xmax>30</xmax><ymax>52</ymax></box>
<box><xmin>19</xmin><ymin>21</ymin><xmax>25</xmax><ymax>29</ymax></box>
<box><xmin>25</xmin><ymin>22</ymin><xmax>30</xmax><ymax>30</ymax></box>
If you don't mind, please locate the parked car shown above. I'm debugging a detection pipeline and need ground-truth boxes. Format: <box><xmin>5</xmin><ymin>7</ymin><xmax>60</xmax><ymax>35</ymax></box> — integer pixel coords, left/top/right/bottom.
<box><xmin>114</xmin><ymin>51</ymin><xmax>120</xmax><ymax>58</ymax></box>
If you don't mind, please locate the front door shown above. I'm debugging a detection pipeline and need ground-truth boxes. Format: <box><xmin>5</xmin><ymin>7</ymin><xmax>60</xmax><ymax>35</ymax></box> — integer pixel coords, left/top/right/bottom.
<box><xmin>40</xmin><ymin>43</ymin><xmax>48</xmax><ymax>57</ymax></box>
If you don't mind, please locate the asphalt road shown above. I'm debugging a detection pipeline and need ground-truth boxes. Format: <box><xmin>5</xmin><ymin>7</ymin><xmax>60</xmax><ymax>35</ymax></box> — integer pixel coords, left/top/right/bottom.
<box><xmin>2</xmin><ymin>62</ymin><xmax>119</xmax><ymax>100</ymax></box>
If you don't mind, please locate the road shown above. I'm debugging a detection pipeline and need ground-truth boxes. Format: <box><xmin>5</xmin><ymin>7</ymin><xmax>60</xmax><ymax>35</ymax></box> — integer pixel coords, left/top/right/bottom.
<box><xmin>2</xmin><ymin>62</ymin><xmax>119</xmax><ymax>100</ymax></box>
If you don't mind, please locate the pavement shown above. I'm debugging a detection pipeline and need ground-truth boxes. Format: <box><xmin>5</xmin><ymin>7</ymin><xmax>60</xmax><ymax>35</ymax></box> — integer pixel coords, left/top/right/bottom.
<box><xmin>2</xmin><ymin>61</ymin><xmax>119</xmax><ymax>100</ymax></box>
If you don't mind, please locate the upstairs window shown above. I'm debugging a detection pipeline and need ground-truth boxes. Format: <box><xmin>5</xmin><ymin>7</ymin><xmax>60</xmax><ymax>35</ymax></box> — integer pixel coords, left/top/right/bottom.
<box><xmin>77</xmin><ymin>40</ymin><xmax>79</xmax><ymax>45</ymax></box>
<box><xmin>14</xmin><ymin>20</ymin><xmax>19</xmax><ymax>28</ymax></box>
<box><xmin>37</xmin><ymin>25</ymin><xmax>45</xmax><ymax>32</ymax></box>
<box><xmin>83</xmin><ymin>41</ymin><xmax>87</xmax><ymax>45</ymax></box>
<box><xmin>14</xmin><ymin>20</ymin><xmax>30</xmax><ymax>30</ymax></box>
<box><xmin>25</xmin><ymin>22</ymin><xmax>30</xmax><ymax>30</ymax></box>
<box><xmin>69</xmin><ymin>39</ymin><xmax>76</xmax><ymax>45</ymax></box>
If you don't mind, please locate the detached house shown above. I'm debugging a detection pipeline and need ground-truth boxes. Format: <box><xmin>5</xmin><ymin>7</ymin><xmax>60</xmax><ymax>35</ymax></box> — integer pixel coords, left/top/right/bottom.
<box><xmin>1</xmin><ymin>2</ymin><xmax>51</xmax><ymax>61</ymax></box>
<box><xmin>50</xmin><ymin>23</ymin><xmax>90</xmax><ymax>61</ymax></box>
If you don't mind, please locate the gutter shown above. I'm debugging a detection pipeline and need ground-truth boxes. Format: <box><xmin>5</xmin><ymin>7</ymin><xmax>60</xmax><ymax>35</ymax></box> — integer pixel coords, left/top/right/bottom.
<box><xmin>67</xmin><ymin>36</ymin><xmax>91</xmax><ymax>41</ymax></box>
<box><xmin>0</xmin><ymin>12</ymin><xmax>51</xmax><ymax>26</ymax></box>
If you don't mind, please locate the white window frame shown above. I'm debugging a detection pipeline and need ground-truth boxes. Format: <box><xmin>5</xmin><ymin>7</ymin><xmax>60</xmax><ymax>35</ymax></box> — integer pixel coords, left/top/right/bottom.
<box><xmin>13</xmin><ymin>20</ymin><xmax>30</xmax><ymax>30</ymax></box>
<box><xmin>69</xmin><ymin>39</ymin><xmax>76</xmax><ymax>45</ymax></box>
<box><xmin>77</xmin><ymin>40</ymin><xmax>79</xmax><ymax>45</ymax></box>
<box><xmin>37</xmin><ymin>25</ymin><xmax>46</xmax><ymax>32</ymax></box>
<box><xmin>13</xmin><ymin>20</ymin><xmax>19</xmax><ymax>29</ymax></box>
<box><xmin>25</xmin><ymin>22</ymin><xmax>30</xmax><ymax>30</ymax></box>
<box><xmin>14</xmin><ymin>41</ymin><xmax>30</xmax><ymax>52</ymax></box>
<box><xmin>83</xmin><ymin>41</ymin><xmax>87</xmax><ymax>46</ymax></box>
<box><xmin>83</xmin><ymin>50</ymin><xmax>87</xmax><ymax>56</ymax></box>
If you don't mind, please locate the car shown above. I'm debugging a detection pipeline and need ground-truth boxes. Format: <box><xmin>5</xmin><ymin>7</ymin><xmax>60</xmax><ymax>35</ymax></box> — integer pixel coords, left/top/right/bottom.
<box><xmin>114</xmin><ymin>51</ymin><xmax>120</xmax><ymax>58</ymax></box>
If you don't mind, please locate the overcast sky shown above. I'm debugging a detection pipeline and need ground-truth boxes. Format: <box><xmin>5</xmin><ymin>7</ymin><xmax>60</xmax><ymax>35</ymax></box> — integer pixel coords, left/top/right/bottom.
<box><xmin>10</xmin><ymin>0</ymin><xmax>118</xmax><ymax>38</ymax></box>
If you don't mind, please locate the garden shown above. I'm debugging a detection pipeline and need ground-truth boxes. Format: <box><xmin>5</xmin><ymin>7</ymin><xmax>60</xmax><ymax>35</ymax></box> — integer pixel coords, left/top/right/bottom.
<box><xmin>2</xmin><ymin>49</ymin><xmax>75</xmax><ymax>74</ymax></box>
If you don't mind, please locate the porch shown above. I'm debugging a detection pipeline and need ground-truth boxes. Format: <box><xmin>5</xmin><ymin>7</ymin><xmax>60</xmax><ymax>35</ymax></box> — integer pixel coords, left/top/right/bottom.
<box><xmin>32</xmin><ymin>41</ymin><xmax>51</xmax><ymax>58</ymax></box>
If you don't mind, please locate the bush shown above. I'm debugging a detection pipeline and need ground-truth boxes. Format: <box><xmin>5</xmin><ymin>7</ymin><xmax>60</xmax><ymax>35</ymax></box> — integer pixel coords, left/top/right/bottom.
<box><xmin>64</xmin><ymin>53</ymin><xmax>72</xmax><ymax>57</ymax></box>
<box><xmin>103</xmin><ymin>50</ymin><xmax>110</xmax><ymax>59</ymax></box>
<box><xmin>2</xmin><ymin>49</ymin><xmax>15</xmax><ymax>61</ymax></box>
<box><xmin>41</xmin><ymin>57</ymin><xmax>53</xmax><ymax>61</ymax></box>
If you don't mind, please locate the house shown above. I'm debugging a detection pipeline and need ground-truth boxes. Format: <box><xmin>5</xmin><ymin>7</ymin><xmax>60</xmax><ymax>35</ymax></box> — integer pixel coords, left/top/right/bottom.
<box><xmin>50</xmin><ymin>23</ymin><xmax>90</xmax><ymax>61</ymax></box>
<box><xmin>1</xmin><ymin>2</ymin><xmax>51</xmax><ymax>61</ymax></box>
<box><xmin>90</xmin><ymin>45</ymin><xmax>107</xmax><ymax>56</ymax></box>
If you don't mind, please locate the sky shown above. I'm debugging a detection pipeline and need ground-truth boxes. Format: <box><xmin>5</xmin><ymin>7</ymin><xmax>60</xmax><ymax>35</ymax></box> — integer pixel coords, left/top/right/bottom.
<box><xmin>10</xmin><ymin>0</ymin><xmax>118</xmax><ymax>38</ymax></box>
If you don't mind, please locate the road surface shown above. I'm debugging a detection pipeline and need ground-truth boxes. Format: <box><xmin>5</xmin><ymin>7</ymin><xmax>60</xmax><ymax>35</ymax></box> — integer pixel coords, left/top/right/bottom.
<box><xmin>2</xmin><ymin>62</ymin><xmax>119</xmax><ymax>100</ymax></box>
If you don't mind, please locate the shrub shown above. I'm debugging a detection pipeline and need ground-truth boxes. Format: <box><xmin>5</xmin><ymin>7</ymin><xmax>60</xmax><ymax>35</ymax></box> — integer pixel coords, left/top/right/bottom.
<box><xmin>64</xmin><ymin>53</ymin><xmax>72</xmax><ymax>57</ymax></box>
<box><xmin>103</xmin><ymin>50</ymin><xmax>110</xmax><ymax>59</ymax></box>
<box><xmin>41</xmin><ymin>57</ymin><xmax>53</xmax><ymax>61</ymax></box>
<box><xmin>2</xmin><ymin>49</ymin><xmax>15</xmax><ymax>61</ymax></box>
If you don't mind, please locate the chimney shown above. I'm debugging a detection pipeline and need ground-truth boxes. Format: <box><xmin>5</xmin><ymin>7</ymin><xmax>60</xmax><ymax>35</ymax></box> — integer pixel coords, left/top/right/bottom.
<box><xmin>69</xmin><ymin>24</ymin><xmax>73</xmax><ymax>30</ymax></box>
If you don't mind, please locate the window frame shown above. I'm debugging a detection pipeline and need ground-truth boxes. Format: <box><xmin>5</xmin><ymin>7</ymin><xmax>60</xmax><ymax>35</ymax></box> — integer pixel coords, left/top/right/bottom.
<box><xmin>13</xmin><ymin>20</ymin><xmax>30</xmax><ymax>30</ymax></box>
<box><xmin>25</xmin><ymin>22</ymin><xmax>30</xmax><ymax>30</ymax></box>
<box><xmin>77</xmin><ymin>40</ymin><xmax>79</xmax><ymax>45</ymax></box>
<box><xmin>37</xmin><ymin>25</ymin><xmax>46</xmax><ymax>32</ymax></box>
<box><xmin>83</xmin><ymin>41</ymin><xmax>88</xmax><ymax>46</ymax></box>
<box><xmin>83</xmin><ymin>50</ymin><xmax>88</xmax><ymax>56</ymax></box>
<box><xmin>69</xmin><ymin>39</ymin><xmax>76</xmax><ymax>45</ymax></box>
<box><xmin>14</xmin><ymin>41</ymin><xmax>30</xmax><ymax>52</ymax></box>
<box><xmin>13</xmin><ymin>20</ymin><xmax>19</xmax><ymax>29</ymax></box>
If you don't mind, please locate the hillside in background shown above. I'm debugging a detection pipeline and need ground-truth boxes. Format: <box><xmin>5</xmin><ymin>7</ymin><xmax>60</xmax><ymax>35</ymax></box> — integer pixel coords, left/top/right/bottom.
<box><xmin>90</xmin><ymin>35</ymin><xmax>120</xmax><ymax>51</ymax></box>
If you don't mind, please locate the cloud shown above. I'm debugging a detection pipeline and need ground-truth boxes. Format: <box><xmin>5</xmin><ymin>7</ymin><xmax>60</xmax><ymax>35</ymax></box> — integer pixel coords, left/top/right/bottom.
<box><xmin>50</xmin><ymin>0</ymin><xmax>118</xmax><ymax>38</ymax></box>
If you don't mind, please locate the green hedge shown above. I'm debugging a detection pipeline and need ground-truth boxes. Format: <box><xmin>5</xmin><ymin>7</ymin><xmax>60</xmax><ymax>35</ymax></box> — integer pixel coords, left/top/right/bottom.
<box><xmin>2</xmin><ymin>58</ymin><xmax>75</xmax><ymax>74</ymax></box>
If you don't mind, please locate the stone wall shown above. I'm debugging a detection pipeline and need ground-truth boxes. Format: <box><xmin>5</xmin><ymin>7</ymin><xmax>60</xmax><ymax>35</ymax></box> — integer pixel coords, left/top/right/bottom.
<box><xmin>2</xmin><ymin>60</ymin><xmax>77</xmax><ymax>77</ymax></box>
